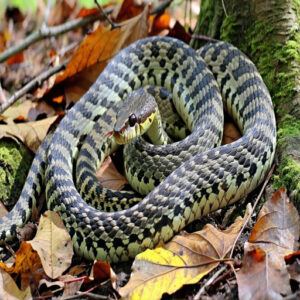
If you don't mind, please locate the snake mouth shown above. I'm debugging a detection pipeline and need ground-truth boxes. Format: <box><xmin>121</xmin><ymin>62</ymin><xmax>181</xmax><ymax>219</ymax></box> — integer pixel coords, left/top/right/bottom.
<box><xmin>113</xmin><ymin>123</ymin><xmax>143</xmax><ymax>144</ymax></box>
<box><xmin>113</xmin><ymin>110</ymin><xmax>157</xmax><ymax>145</ymax></box>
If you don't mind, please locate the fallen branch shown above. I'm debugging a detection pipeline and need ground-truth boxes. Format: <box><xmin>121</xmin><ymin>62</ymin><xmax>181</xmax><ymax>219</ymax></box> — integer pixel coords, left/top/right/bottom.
<box><xmin>0</xmin><ymin>10</ymin><xmax>112</xmax><ymax>63</ymax></box>
<box><xmin>0</xmin><ymin>58</ymin><xmax>70</xmax><ymax>114</ymax></box>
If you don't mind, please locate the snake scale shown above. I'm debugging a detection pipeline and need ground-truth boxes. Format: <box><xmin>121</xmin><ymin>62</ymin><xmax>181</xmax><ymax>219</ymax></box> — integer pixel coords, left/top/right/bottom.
<box><xmin>0</xmin><ymin>37</ymin><xmax>276</xmax><ymax>262</ymax></box>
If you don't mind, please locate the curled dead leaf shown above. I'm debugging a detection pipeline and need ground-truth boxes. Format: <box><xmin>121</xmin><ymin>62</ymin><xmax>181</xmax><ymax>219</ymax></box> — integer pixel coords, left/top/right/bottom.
<box><xmin>0</xmin><ymin>269</ymin><xmax>32</xmax><ymax>300</ymax></box>
<box><xmin>249</xmin><ymin>186</ymin><xmax>299</xmax><ymax>256</ymax></box>
<box><xmin>55</xmin><ymin>5</ymin><xmax>149</xmax><ymax>103</ymax></box>
<box><xmin>90</xmin><ymin>261</ymin><xmax>117</xmax><ymax>289</ymax></box>
<box><xmin>0</xmin><ymin>116</ymin><xmax>57</xmax><ymax>153</ymax></box>
<box><xmin>236</xmin><ymin>187</ymin><xmax>300</xmax><ymax>300</ymax></box>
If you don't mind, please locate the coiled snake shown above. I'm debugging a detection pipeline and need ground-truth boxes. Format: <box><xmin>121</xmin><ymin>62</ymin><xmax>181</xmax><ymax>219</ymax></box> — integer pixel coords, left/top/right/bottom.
<box><xmin>0</xmin><ymin>37</ymin><xmax>276</xmax><ymax>262</ymax></box>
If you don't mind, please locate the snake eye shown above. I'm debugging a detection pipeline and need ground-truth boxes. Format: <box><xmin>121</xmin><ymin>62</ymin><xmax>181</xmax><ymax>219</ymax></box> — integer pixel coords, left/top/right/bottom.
<box><xmin>128</xmin><ymin>114</ymin><xmax>137</xmax><ymax>127</ymax></box>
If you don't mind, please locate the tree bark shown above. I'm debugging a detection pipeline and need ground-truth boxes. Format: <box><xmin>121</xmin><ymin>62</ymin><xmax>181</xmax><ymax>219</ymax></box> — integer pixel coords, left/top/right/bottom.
<box><xmin>192</xmin><ymin>0</ymin><xmax>300</xmax><ymax>205</ymax></box>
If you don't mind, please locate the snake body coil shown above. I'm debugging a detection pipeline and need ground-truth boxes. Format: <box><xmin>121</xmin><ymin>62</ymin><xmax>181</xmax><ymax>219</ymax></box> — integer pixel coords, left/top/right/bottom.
<box><xmin>0</xmin><ymin>37</ymin><xmax>276</xmax><ymax>262</ymax></box>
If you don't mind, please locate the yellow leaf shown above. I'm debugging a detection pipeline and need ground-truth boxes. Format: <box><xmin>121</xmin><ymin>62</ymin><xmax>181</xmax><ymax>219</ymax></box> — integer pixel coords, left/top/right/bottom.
<box><xmin>0</xmin><ymin>269</ymin><xmax>32</xmax><ymax>300</ymax></box>
<box><xmin>29</xmin><ymin>211</ymin><xmax>73</xmax><ymax>279</ymax></box>
<box><xmin>119</xmin><ymin>205</ymin><xmax>251</xmax><ymax>300</ymax></box>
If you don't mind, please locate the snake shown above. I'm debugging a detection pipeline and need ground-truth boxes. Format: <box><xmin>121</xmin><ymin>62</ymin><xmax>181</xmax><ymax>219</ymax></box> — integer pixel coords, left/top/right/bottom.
<box><xmin>0</xmin><ymin>37</ymin><xmax>276</xmax><ymax>263</ymax></box>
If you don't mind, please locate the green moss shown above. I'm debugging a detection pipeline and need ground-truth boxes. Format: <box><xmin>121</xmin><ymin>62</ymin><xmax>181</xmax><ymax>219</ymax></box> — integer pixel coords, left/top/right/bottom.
<box><xmin>274</xmin><ymin>157</ymin><xmax>300</xmax><ymax>202</ymax></box>
<box><xmin>0</xmin><ymin>139</ymin><xmax>33</xmax><ymax>209</ymax></box>
<box><xmin>274</xmin><ymin>115</ymin><xmax>300</xmax><ymax>202</ymax></box>
<box><xmin>220</xmin><ymin>8</ymin><xmax>300</xmax><ymax>116</ymax></box>
<box><xmin>220</xmin><ymin>14</ymin><xmax>247</xmax><ymax>52</ymax></box>
<box><xmin>190</xmin><ymin>0</ymin><xmax>223</xmax><ymax>49</ymax></box>
<box><xmin>277</xmin><ymin>115</ymin><xmax>300</xmax><ymax>146</ymax></box>
<box><xmin>218</xmin><ymin>3</ymin><xmax>300</xmax><ymax>202</ymax></box>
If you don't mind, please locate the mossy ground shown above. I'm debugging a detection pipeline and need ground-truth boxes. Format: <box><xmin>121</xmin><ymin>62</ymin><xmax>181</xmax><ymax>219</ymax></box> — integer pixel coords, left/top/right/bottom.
<box><xmin>0</xmin><ymin>139</ymin><xmax>33</xmax><ymax>209</ymax></box>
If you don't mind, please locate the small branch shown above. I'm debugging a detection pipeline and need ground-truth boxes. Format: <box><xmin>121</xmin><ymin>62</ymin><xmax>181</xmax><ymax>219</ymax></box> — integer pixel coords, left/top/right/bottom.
<box><xmin>42</xmin><ymin>0</ymin><xmax>53</xmax><ymax>29</ymax></box>
<box><xmin>0</xmin><ymin>12</ymin><xmax>109</xmax><ymax>63</ymax></box>
<box><xmin>0</xmin><ymin>83</ymin><xmax>7</xmax><ymax>104</ymax></box>
<box><xmin>94</xmin><ymin>0</ymin><xmax>119</xmax><ymax>29</ymax></box>
<box><xmin>194</xmin><ymin>265</ymin><xmax>228</xmax><ymax>300</ymax></box>
<box><xmin>150</xmin><ymin>0</ymin><xmax>172</xmax><ymax>15</ymax></box>
<box><xmin>221</xmin><ymin>0</ymin><xmax>228</xmax><ymax>17</ymax></box>
<box><xmin>191</xmin><ymin>34</ymin><xmax>220</xmax><ymax>43</ymax></box>
<box><xmin>0</xmin><ymin>58</ymin><xmax>70</xmax><ymax>114</ymax></box>
<box><xmin>229</xmin><ymin>164</ymin><xmax>276</xmax><ymax>258</ymax></box>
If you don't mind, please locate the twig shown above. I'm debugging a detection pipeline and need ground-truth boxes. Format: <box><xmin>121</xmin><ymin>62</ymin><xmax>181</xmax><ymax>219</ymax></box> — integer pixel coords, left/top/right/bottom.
<box><xmin>149</xmin><ymin>0</ymin><xmax>173</xmax><ymax>14</ymax></box>
<box><xmin>194</xmin><ymin>265</ymin><xmax>228</xmax><ymax>300</ymax></box>
<box><xmin>0</xmin><ymin>12</ymin><xmax>108</xmax><ymax>63</ymax></box>
<box><xmin>94</xmin><ymin>0</ymin><xmax>119</xmax><ymax>29</ymax></box>
<box><xmin>76</xmin><ymin>292</ymin><xmax>107</xmax><ymax>300</ymax></box>
<box><xmin>229</xmin><ymin>164</ymin><xmax>276</xmax><ymax>258</ymax></box>
<box><xmin>60</xmin><ymin>291</ymin><xmax>107</xmax><ymax>300</ymax></box>
<box><xmin>0</xmin><ymin>0</ymin><xmax>168</xmax><ymax>64</ymax></box>
<box><xmin>42</xmin><ymin>0</ymin><xmax>53</xmax><ymax>29</ymax></box>
<box><xmin>190</xmin><ymin>34</ymin><xmax>220</xmax><ymax>43</ymax></box>
<box><xmin>221</xmin><ymin>0</ymin><xmax>228</xmax><ymax>17</ymax></box>
<box><xmin>0</xmin><ymin>58</ymin><xmax>70</xmax><ymax>114</ymax></box>
<box><xmin>0</xmin><ymin>83</ymin><xmax>7</xmax><ymax>104</ymax></box>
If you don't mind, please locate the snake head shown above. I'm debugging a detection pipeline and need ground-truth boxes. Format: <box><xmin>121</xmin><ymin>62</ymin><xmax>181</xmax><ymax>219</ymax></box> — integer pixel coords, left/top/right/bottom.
<box><xmin>113</xmin><ymin>88</ymin><xmax>157</xmax><ymax>145</ymax></box>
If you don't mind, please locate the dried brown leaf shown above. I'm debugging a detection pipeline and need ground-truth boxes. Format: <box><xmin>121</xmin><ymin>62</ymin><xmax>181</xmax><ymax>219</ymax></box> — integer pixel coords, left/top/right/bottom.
<box><xmin>29</xmin><ymin>211</ymin><xmax>73</xmax><ymax>279</ymax></box>
<box><xmin>236</xmin><ymin>248</ymin><xmax>291</xmax><ymax>300</ymax></box>
<box><xmin>97</xmin><ymin>156</ymin><xmax>127</xmax><ymax>190</ymax></box>
<box><xmin>89</xmin><ymin>261</ymin><xmax>117</xmax><ymax>289</ymax></box>
<box><xmin>0</xmin><ymin>116</ymin><xmax>56</xmax><ymax>153</ymax></box>
<box><xmin>55</xmin><ymin>5</ymin><xmax>149</xmax><ymax>103</ymax></box>
<box><xmin>285</xmin><ymin>251</ymin><xmax>300</xmax><ymax>283</ymax></box>
<box><xmin>249</xmin><ymin>186</ymin><xmax>299</xmax><ymax>256</ymax></box>
<box><xmin>236</xmin><ymin>187</ymin><xmax>300</xmax><ymax>300</ymax></box>
<box><xmin>222</xmin><ymin>121</ymin><xmax>241</xmax><ymax>145</ymax></box>
<box><xmin>115</xmin><ymin>0</ymin><xmax>145</xmax><ymax>22</ymax></box>
<box><xmin>1</xmin><ymin>100</ymin><xmax>33</xmax><ymax>123</ymax></box>
<box><xmin>150</xmin><ymin>13</ymin><xmax>171</xmax><ymax>36</ymax></box>
<box><xmin>0</xmin><ymin>201</ymin><xmax>8</xmax><ymax>218</ymax></box>
<box><xmin>0</xmin><ymin>269</ymin><xmax>32</xmax><ymax>300</ymax></box>
<box><xmin>0</xmin><ymin>242</ymin><xmax>42</xmax><ymax>275</ymax></box>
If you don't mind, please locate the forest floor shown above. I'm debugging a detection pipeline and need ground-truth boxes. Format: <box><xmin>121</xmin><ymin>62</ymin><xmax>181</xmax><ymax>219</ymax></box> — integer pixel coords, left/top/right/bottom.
<box><xmin>0</xmin><ymin>0</ymin><xmax>299</xmax><ymax>299</ymax></box>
